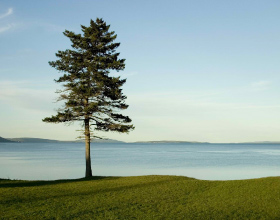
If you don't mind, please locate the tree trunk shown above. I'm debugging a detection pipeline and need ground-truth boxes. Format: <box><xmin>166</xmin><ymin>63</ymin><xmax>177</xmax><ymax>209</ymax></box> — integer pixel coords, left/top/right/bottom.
<box><xmin>85</xmin><ymin>117</ymin><xmax>92</xmax><ymax>177</ymax></box>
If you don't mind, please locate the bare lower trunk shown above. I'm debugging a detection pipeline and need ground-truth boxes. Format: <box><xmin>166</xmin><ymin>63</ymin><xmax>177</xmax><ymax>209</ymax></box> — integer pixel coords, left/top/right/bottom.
<box><xmin>85</xmin><ymin>117</ymin><xmax>92</xmax><ymax>177</ymax></box>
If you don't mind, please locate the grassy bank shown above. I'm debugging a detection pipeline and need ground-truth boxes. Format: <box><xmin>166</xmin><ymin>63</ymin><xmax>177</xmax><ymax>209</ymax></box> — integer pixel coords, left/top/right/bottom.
<box><xmin>1</xmin><ymin>175</ymin><xmax>280</xmax><ymax>219</ymax></box>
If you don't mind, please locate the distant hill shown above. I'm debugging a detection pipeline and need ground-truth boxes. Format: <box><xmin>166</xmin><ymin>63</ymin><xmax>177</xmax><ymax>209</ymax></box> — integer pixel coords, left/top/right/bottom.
<box><xmin>5</xmin><ymin>138</ymin><xmax>280</xmax><ymax>144</ymax></box>
<box><xmin>134</xmin><ymin>141</ymin><xmax>209</xmax><ymax>144</ymax></box>
<box><xmin>134</xmin><ymin>141</ymin><xmax>280</xmax><ymax>144</ymax></box>
<box><xmin>240</xmin><ymin>141</ymin><xmax>280</xmax><ymax>144</ymax></box>
<box><xmin>74</xmin><ymin>139</ymin><xmax>125</xmax><ymax>143</ymax></box>
<box><xmin>8</xmin><ymin>137</ymin><xmax>125</xmax><ymax>143</ymax></box>
<box><xmin>8</xmin><ymin>138</ymin><xmax>61</xmax><ymax>143</ymax></box>
<box><xmin>0</xmin><ymin>137</ymin><xmax>14</xmax><ymax>142</ymax></box>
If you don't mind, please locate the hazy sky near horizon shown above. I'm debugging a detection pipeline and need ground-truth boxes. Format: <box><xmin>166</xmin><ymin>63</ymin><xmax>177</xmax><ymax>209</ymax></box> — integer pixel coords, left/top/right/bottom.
<box><xmin>0</xmin><ymin>1</ymin><xmax>280</xmax><ymax>142</ymax></box>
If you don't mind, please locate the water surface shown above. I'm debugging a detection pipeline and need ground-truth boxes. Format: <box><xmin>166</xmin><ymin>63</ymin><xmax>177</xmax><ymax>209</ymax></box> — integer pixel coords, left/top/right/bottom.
<box><xmin>1</xmin><ymin>142</ymin><xmax>280</xmax><ymax>180</ymax></box>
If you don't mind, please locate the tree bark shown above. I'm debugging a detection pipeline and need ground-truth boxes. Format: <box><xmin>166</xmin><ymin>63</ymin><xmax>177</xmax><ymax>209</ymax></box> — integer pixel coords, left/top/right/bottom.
<box><xmin>85</xmin><ymin>116</ymin><xmax>92</xmax><ymax>177</ymax></box>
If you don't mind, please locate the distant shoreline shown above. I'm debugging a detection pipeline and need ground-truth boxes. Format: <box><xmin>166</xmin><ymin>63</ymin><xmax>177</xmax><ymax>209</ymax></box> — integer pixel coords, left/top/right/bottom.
<box><xmin>1</xmin><ymin>137</ymin><xmax>280</xmax><ymax>144</ymax></box>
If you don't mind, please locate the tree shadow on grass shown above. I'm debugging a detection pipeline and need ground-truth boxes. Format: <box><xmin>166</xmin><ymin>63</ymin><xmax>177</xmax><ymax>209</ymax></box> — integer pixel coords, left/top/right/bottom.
<box><xmin>2</xmin><ymin>177</ymin><xmax>184</xmax><ymax>206</ymax></box>
<box><xmin>0</xmin><ymin>176</ymin><xmax>119</xmax><ymax>188</ymax></box>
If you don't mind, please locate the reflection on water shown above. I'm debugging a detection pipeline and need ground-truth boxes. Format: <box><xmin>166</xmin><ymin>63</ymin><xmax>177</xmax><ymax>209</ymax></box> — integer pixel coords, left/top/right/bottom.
<box><xmin>1</xmin><ymin>143</ymin><xmax>280</xmax><ymax>180</ymax></box>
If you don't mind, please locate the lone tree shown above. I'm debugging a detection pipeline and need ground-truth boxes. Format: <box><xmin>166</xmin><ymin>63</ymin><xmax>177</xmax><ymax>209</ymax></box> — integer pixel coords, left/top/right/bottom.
<box><xmin>43</xmin><ymin>18</ymin><xmax>134</xmax><ymax>177</ymax></box>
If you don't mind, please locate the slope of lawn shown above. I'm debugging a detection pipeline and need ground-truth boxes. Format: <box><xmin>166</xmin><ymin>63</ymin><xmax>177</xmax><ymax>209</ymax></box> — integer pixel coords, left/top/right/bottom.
<box><xmin>1</xmin><ymin>175</ymin><xmax>280</xmax><ymax>219</ymax></box>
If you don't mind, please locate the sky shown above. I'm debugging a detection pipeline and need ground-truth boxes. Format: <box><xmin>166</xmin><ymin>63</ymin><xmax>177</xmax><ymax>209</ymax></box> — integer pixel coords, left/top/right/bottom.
<box><xmin>0</xmin><ymin>0</ymin><xmax>280</xmax><ymax>143</ymax></box>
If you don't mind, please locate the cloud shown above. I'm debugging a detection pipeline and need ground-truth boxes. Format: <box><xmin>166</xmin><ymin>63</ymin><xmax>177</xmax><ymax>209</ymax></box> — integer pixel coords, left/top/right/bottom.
<box><xmin>126</xmin><ymin>86</ymin><xmax>280</xmax><ymax>121</ymax></box>
<box><xmin>0</xmin><ymin>8</ymin><xmax>14</xmax><ymax>33</ymax></box>
<box><xmin>251</xmin><ymin>80</ymin><xmax>271</xmax><ymax>91</ymax></box>
<box><xmin>0</xmin><ymin>23</ymin><xmax>15</xmax><ymax>33</ymax></box>
<box><xmin>111</xmin><ymin>71</ymin><xmax>138</xmax><ymax>78</ymax></box>
<box><xmin>0</xmin><ymin>8</ymin><xmax>13</xmax><ymax>19</ymax></box>
<box><xmin>122</xmin><ymin>71</ymin><xmax>138</xmax><ymax>77</ymax></box>
<box><xmin>35</xmin><ymin>22</ymin><xmax>65</xmax><ymax>32</ymax></box>
<box><xmin>0</xmin><ymin>80</ymin><xmax>57</xmax><ymax>113</ymax></box>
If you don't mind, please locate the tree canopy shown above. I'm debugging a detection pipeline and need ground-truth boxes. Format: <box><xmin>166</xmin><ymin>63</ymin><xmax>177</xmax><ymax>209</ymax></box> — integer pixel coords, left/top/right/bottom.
<box><xmin>43</xmin><ymin>18</ymin><xmax>134</xmax><ymax>177</ymax></box>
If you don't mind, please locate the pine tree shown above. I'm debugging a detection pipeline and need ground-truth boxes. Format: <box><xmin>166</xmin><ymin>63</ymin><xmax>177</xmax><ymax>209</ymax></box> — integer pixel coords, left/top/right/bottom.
<box><xmin>43</xmin><ymin>18</ymin><xmax>134</xmax><ymax>177</ymax></box>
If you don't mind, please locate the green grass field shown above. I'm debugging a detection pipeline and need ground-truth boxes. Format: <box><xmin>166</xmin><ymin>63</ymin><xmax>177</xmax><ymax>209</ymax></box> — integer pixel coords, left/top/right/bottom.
<box><xmin>1</xmin><ymin>175</ymin><xmax>280</xmax><ymax>219</ymax></box>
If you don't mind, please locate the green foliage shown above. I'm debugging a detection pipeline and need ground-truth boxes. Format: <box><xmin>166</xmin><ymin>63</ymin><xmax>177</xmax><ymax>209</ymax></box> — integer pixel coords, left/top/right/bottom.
<box><xmin>1</xmin><ymin>175</ymin><xmax>280</xmax><ymax>219</ymax></box>
<box><xmin>42</xmin><ymin>18</ymin><xmax>134</xmax><ymax>135</ymax></box>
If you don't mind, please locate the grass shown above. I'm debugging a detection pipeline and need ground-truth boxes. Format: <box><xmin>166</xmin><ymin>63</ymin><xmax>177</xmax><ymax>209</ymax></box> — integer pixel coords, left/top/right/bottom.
<box><xmin>1</xmin><ymin>175</ymin><xmax>280</xmax><ymax>219</ymax></box>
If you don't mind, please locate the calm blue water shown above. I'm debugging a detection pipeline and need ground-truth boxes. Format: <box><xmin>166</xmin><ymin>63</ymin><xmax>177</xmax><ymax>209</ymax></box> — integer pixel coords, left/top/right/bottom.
<box><xmin>1</xmin><ymin>142</ymin><xmax>280</xmax><ymax>180</ymax></box>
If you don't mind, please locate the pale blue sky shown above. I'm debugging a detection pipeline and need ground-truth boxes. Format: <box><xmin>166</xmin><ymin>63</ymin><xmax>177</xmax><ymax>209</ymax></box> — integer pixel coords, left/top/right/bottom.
<box><xmin>0</xmin><ymin>1</ymin><xmax>280</xmax><ymax>142</ymax></box>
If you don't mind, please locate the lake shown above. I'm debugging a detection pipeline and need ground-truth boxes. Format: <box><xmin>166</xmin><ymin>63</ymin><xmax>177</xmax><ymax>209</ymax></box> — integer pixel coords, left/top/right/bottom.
<box><xmin>1</xmin><ymin>142</ymin><xmax>280</xmax><ymax>181</ymax></box>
